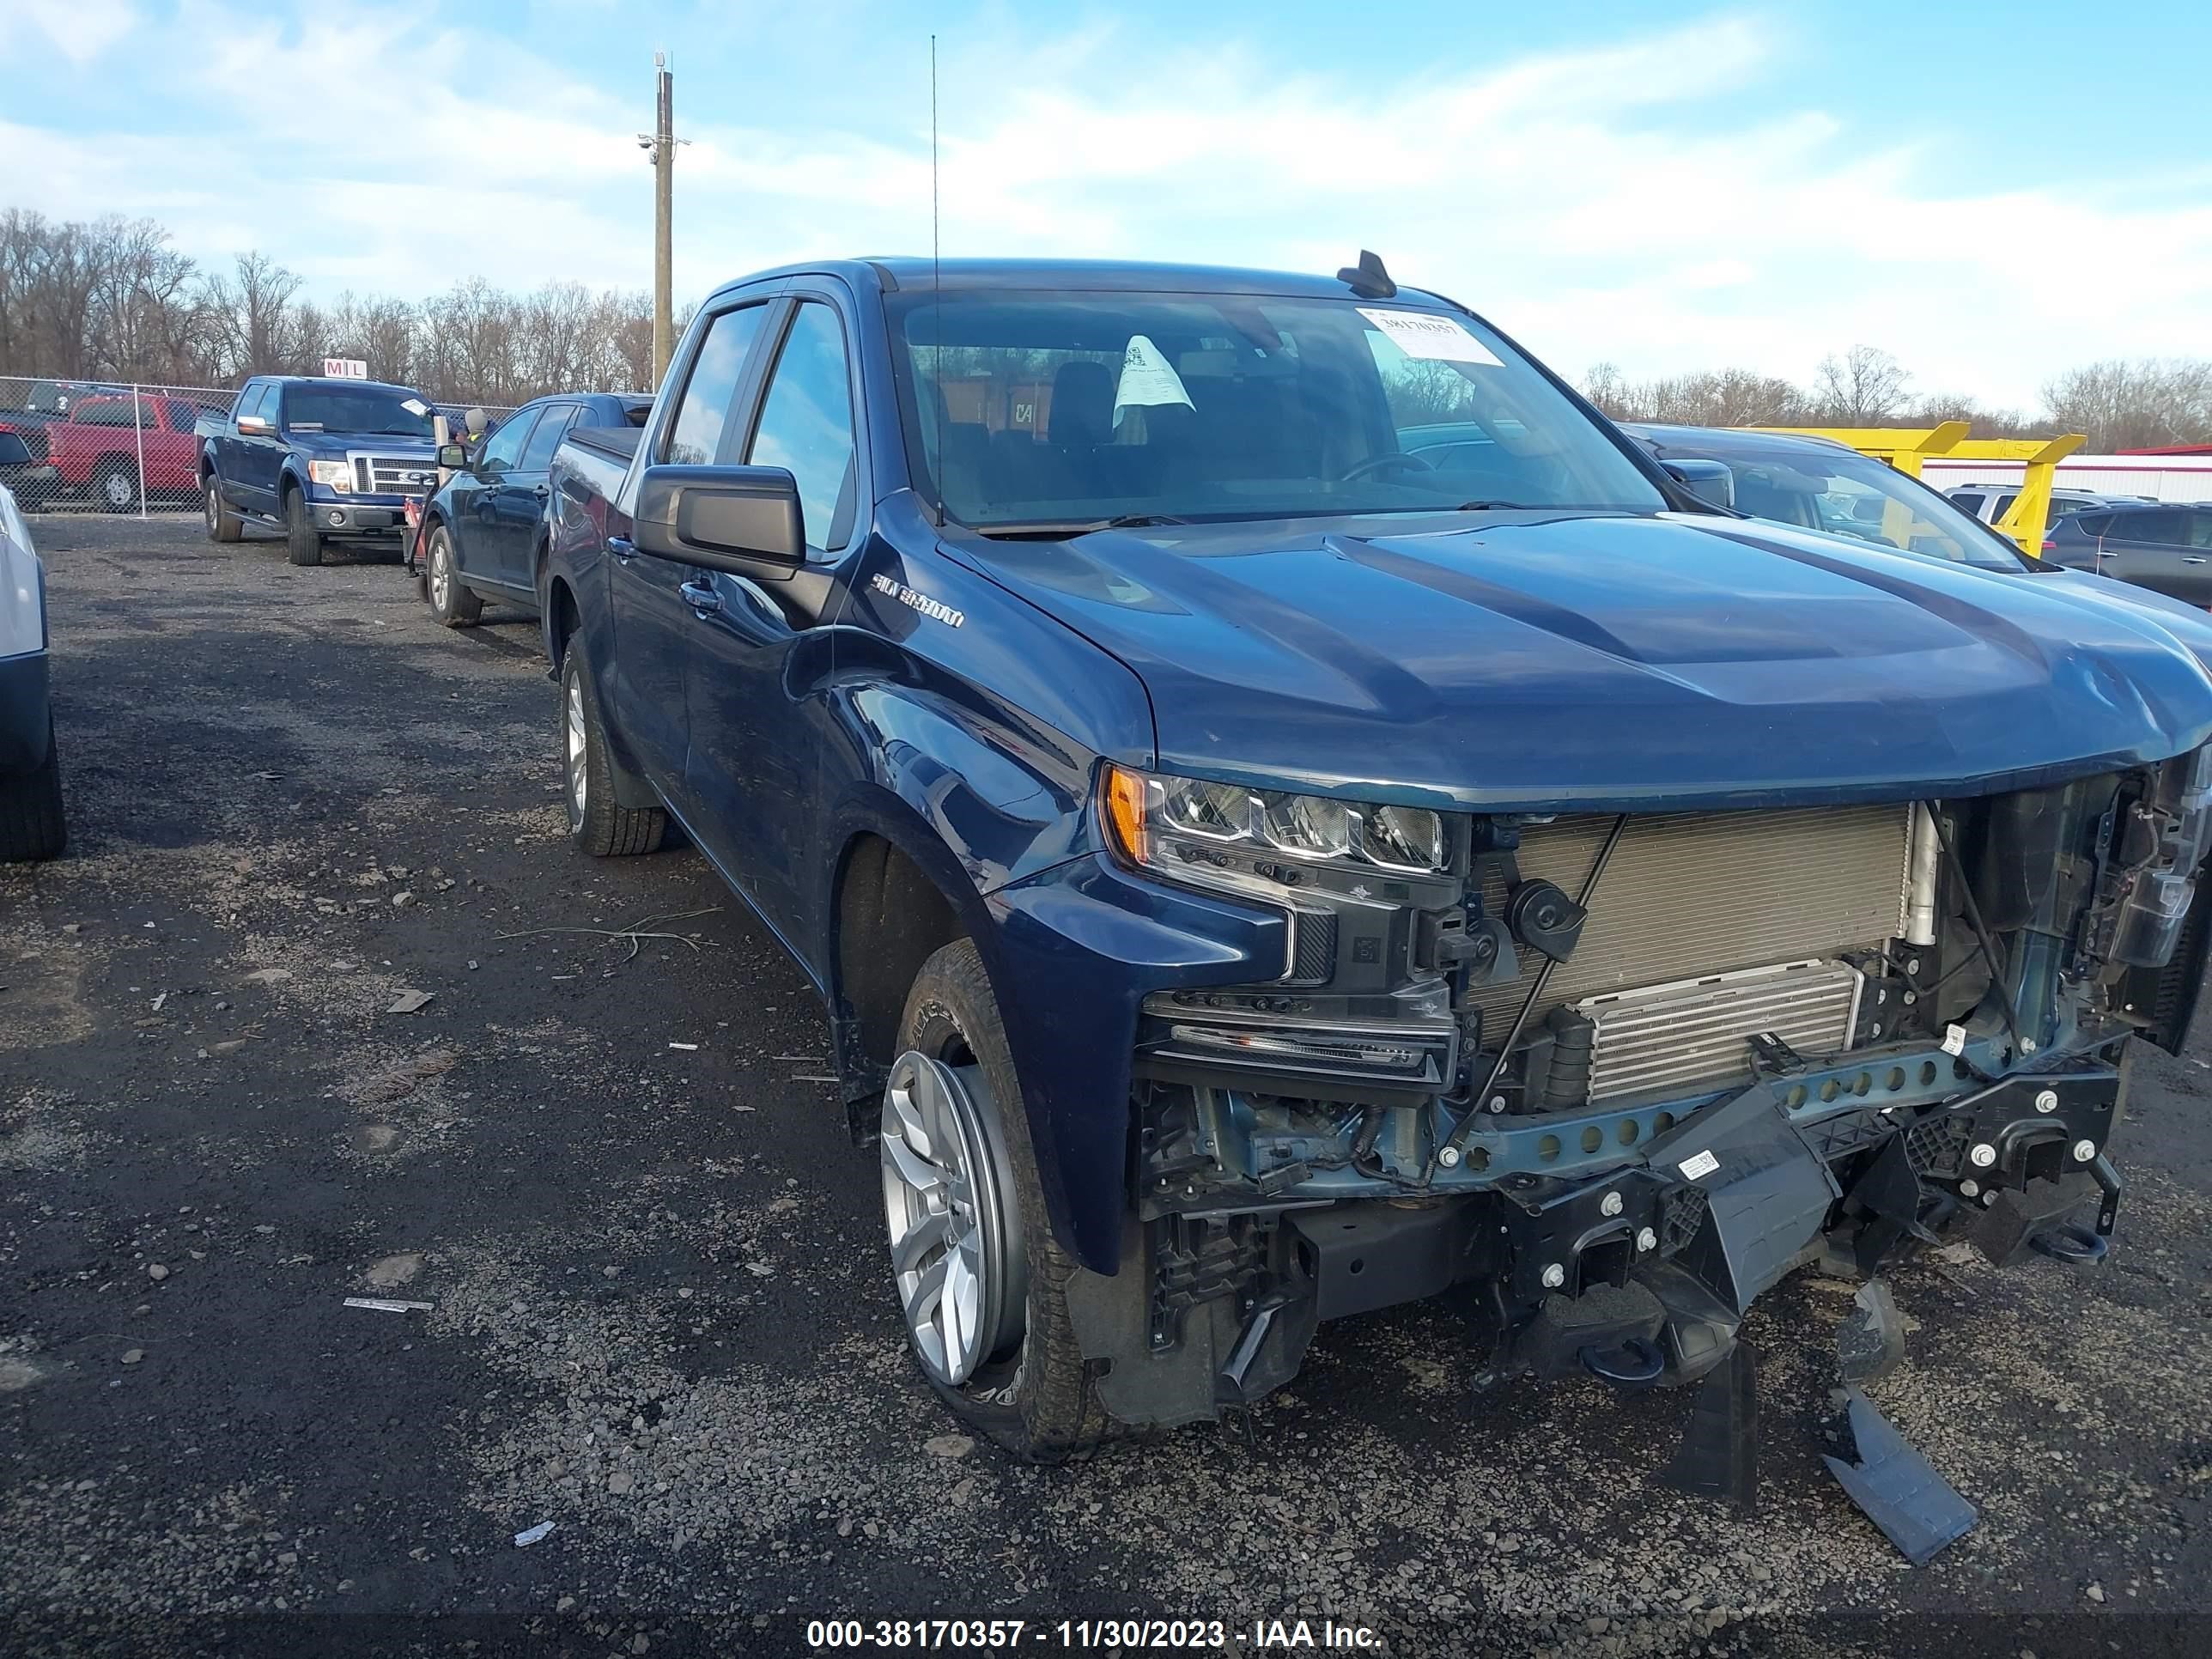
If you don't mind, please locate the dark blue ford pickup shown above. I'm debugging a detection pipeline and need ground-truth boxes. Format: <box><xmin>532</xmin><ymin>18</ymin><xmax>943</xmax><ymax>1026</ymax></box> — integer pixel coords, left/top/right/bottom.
<box><xmin>543</xmin><ymin>257</ymin><xmax>2212</xmax><ymax>1464</ymax></box>
<box><xmin>202</xmin><ymin>376</ymin><xmax>441</xmax><ymax>565</ymax></box>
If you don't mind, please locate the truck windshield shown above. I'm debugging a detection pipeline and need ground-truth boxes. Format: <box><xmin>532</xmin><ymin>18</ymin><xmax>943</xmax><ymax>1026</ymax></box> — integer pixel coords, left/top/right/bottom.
<box><xmin>281</xmin><ymin>386</ymin><xmax>434</xmax><ymax>439</ymax></box>
<box><xmin>887</xmin><ymin>291</ymin><xmax>1666</xmax><ymax>531</ymax></box>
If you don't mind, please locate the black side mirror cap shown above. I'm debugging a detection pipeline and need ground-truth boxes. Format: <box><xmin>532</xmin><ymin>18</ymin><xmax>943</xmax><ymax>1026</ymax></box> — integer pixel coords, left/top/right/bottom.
<box><xmin>1662</xmin><ymin>459</ymin><xmax>1735</xmax><ymax>511</ymax></box>
<box><xmin>635</xmin><ymin>464</ymin><xmax>805</xmax><ymax>568</ymax></box>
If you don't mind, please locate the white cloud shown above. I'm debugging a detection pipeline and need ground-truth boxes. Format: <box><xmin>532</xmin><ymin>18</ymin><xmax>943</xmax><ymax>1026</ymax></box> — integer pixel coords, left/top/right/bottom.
<box><xmin>0</xmin><ymin>0</ymin><xmax>137</xmax><ymax>64</ymax></box>
<box><xmin>9</xmin><ymin>3</ymin><xmax>2209</xmax><ymax>410</ymax></box>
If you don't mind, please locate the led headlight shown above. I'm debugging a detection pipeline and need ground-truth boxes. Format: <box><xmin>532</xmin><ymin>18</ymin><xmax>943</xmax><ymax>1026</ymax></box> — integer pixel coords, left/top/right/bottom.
<box><xmin>1101</xmin><ymin>763</ymin><xmax>1449</xmax><ymax>894</ymax></box>
<box><xmin>307</xmin><ymin>459</ymin><xmax>354</xmax><ymax>494</ymax></box>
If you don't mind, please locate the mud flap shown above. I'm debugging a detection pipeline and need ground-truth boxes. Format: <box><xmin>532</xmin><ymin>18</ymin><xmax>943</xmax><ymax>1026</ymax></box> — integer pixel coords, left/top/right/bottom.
<box><xmin>1659</xmin><ymin>1339</ymin><xmax>1759</xmax><ymax>1514</ymax></box>
<box><xmin>1823</xmin><ymin>1389</ymin><xmax>1978</xmax><ymax>1565</ymax></box>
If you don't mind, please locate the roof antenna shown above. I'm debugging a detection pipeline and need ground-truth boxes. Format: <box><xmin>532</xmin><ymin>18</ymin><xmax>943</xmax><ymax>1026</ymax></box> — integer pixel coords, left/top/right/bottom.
<box><xmin>930</xmin><ymin>33</ymin><xmax>945</xmax><ymax>530</ymax></box>
<box><xmin>1337</xmin><ymin>249</ymin><xmax>1396</xmax><ymax>300</ymax></box>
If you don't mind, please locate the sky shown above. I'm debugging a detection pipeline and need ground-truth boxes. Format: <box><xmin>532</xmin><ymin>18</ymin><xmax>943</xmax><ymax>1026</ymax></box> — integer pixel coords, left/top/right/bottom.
<box><xmin>3</xmin><ymin>0</ymin><xmax>2209</xmax><ymax>411</ymax></box>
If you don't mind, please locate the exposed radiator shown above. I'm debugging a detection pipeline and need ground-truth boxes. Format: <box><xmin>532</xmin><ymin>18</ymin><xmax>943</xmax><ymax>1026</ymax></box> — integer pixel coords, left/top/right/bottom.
<box><xmin>1467</xmin><ymin>804</ymin><xmax>1914</xmax><ymax>1034</ymax></box>
<box><xmin>1579</xmin><ymin>958</ymin><xmax>1863</xmax><ymax>1102</ymax></box>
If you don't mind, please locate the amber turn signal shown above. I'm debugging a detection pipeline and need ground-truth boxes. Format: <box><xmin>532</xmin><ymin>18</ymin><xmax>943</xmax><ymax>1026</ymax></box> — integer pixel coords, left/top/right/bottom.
<box><xmin>1100</xmin><ymin>763</ymin><xmax>1148</xmax><ymax>864</ymax></box>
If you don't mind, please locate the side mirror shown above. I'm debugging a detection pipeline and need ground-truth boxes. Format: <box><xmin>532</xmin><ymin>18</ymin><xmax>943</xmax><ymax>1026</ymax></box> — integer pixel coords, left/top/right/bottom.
<box><xmin>437</xmin><ymin>443</ymin><xmax>467</xmax><ymax>470</ymax></box>
<box><xmin>236</xmin><ymin>414</ymin><xmax>274</xmax><ymax>436</ymax></box>
<box><xmin>1663</xmin><ymin>459</ymin><xmax>1735</xmax><ymax>511</ymax></box>
<box><xmin>635</xmin><ymin>464</ymin><xmax>805</xmax><ymax>569</ymax></box>
<box><xmin>0</xmin><ymin>431</ymin><xmax>32</xmax><ymax>465</ymax></box>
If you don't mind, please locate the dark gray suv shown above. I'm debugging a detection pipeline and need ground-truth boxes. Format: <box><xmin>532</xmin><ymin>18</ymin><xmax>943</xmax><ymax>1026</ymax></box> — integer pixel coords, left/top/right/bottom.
<box><xmin>2045</xmin><ymin>503</ymin><xmax>2212</xmax><ymax>605</ymax></box>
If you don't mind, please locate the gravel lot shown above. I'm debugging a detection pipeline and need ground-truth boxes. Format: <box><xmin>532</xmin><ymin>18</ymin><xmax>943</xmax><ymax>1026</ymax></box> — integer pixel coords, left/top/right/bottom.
<box><xmin>4</xmin><ymin>515</ymin><xmax>2211</xmax><ymax>1659</ymax></box>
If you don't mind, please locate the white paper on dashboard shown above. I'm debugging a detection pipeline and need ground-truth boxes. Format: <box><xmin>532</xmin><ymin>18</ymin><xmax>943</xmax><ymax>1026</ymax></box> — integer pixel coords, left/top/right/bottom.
<box><xmin>1358</xmin><ymin>307</ymin><xmax>1504</xmax><ymax>366</ymax></box>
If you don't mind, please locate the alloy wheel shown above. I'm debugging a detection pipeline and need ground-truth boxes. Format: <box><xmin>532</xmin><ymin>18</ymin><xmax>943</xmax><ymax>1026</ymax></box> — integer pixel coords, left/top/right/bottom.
<box><xmin>879</xmin><ymin>1050</ymin><xmax>1026</xmax><ymax>1386</ymax></box>
<box><xmin>104</xmin><ymin>471</ymin><xmax>134</xmax><ymax>509</ymax></box>
<box><xmin>429</xmin><ymin>536</ymin><xmax>452</xmax><ymax>612</ymax></box>
<box><xmin>204</xmin><ymin>486</ymin><xmax>218</xmax><ymax>532</ymax></box>
<box><xmin>564</xmin><ymin>673</ymin><xmax>587</xmax><ymax>823</ymax></box>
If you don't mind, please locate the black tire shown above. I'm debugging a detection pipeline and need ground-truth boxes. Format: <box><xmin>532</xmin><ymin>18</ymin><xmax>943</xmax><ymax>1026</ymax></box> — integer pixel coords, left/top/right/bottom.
<box><xmin>424</xmin><ymin>525</ymin><xmax>483</xmax><ymax>627</ymax></box>
<box><xmin>0</xmin><ymin>717</ymin><xmax>67</xmax><ymax>862</ymax></box>
<box><xmin>896</xmin><ymin>939</ymin><xmax>1124</xmax><ymax>1462</ymax></box>
<box><xmin>284</xmin><ymin>486</ymin><xmax>324</xmax><ymax>566</ymax></box>
<box><xmin>560</xmin><ymin>647</ymin><xmax>665</xmax><ymax>856</ymax></box>
<box><xmin>204</xmin><ymin>478</ymin><xmax>242</xmax><ymax>543</ymax></box>
<box><xmin>94</xmin><ymin>459</ymin><xmax>140</xmax><ymax>514</ymax></box>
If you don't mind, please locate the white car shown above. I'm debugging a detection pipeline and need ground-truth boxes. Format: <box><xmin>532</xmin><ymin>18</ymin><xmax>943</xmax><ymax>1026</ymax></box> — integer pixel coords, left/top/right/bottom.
<box><xmin>1946</xmin><ymin>484</ymin><xmax>2149</xmax><ymax>525</ymax></box>
<box><xmin>0</xmin><ymin>432</ymin><xmax>65</xmax><ymax>860</ymax></box>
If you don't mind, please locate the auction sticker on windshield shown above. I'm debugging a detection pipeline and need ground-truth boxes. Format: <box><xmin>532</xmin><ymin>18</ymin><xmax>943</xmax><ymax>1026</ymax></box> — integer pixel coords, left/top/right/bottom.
<box><xmin>1358</xmin><ymin>307</ymin><xmax>1503</xmax><ymax>367</ymax></box>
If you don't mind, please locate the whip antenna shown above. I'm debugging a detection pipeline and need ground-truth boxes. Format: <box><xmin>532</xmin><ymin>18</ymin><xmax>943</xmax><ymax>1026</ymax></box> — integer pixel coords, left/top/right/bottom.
<box><xmin>931</xmin><ymin>33</ymin><xmax>945</xmax><ymax>528</ymax></box>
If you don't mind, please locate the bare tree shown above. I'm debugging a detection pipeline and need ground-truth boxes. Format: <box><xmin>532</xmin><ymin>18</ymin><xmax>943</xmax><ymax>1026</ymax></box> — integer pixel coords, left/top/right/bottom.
<box><xmin>2043</xmin><ymin>359</ymin><xmax>2212</xmax><ymax>453</ymax></box>
<box><xmin>1812</xmin><ymin>345</ymin><xmax>1912</xmax><ymax>425</ymax></box>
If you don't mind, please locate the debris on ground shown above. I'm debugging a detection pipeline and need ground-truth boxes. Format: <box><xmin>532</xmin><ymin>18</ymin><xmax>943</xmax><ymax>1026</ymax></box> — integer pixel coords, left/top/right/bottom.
<box><xmin>922</xmin><ymin>1434</ymin><xmax>975</xmax><ymax>1460</ymax></box>
<box><xmin>343</xmin><ymin>1297</ymin><xmax>434</xmax><ymax>1314</ymax></box>
<box><xmin>514</xmin><ymin>1522</ymin><xmax>556</xmax><ymax>1547</ymax></box>
<box><xmin>386</xmin><ymin>990</ymin><xmax>434</xmax><ymax>1014</ymax></box>
<box><xmin>1823</xmin><ymin>1388</ymin><xmax>1978</xmax><ymax>1565</ymax></box>
<box><xmin>1837</xmin><ymin>1279</ymin><xmax>1907</xmax><ymax>1387</ymax></box>
<box><xmin>365</xmin><ymin>1252</ymin><xmax>425</xmax><ymax>1289</ymax></box>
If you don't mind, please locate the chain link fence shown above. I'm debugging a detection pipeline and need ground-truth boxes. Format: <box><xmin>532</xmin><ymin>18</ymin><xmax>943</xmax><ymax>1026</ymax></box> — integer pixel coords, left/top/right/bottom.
<box><xmin>0</xmin><ymin>374</ymin><xmax>515</xmax><ymax>516</ymax></box>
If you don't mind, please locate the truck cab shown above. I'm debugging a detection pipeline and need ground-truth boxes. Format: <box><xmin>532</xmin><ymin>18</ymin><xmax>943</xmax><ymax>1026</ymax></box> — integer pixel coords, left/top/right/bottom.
<box><xmin>540</xmin><ymin>257</ymin><xmax>2212</xmax><ymax>1463</ymax></box>
<box><xmin>201</xmin><ymin>376</ymin><xmax>441</xmax><ymax>565</ymax></box>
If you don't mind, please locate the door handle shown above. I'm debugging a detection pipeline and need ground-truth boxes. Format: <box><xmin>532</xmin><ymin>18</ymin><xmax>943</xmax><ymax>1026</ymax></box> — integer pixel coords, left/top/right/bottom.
<box><xmin>607</xmin><ymin>535</ymin><xmax>636</xmax><ymax>562</ymax></box>
<box><xmin>532</xmin><ymin>483</ymin><xmax>550</xmax><ymax>499</ymax></box>
<box><xmin>680</xmin><ymin>578</ymin><xmax>722</xmax><ymax>616</ymax></box>
<box><xmin>2185</xmin><ymin>556</ymin><xmax>2208</xmax><ymax>566</ymax></box>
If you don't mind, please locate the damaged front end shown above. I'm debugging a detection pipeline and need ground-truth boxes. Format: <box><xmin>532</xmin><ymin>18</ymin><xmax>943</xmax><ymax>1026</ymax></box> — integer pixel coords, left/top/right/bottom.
<box><xmin>1072</xmin><ymin>747</ymin><xmax>2212</xmax><ymax>1431</ymax></box>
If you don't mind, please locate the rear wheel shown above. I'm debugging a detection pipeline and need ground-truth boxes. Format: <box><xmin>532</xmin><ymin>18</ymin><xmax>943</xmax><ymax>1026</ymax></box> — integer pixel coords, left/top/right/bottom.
<box><xmin>884</xmin><ymin>939</ymin><xmax>1122</xmax><ymax>1462</ymax></box>
<box><xmin>95</xmin><ymin>460</ymin><xmax>140</xmax><ymax>514</ymax></box>
<box><xmin>560</xmin><ymin>647</ymin><xmax>665</xmax><ymax>856</ymax></box>
<box><xmin>0</xmin><ymin>717</ymin><xmax>67</xmax><ymax>862</ymax></box>
<box><xmin>424</xmin><ymin>526</ymin><xmax>483</xmax><ymax>627</ymax></box>
<box><xmin>204</xmin><ymin>478</ymin><xmax>242</xmax><ymax>543</ymax></box>
<box><xmin>284</xmin><ymin>487</ymin><xmax>324</xmax><ymax>566</ymax></box>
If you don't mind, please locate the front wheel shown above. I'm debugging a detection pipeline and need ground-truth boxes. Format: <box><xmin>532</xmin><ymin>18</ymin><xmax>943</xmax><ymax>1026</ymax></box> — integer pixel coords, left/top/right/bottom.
<box><xmin>424</xmin><ymin>526</ymin><xmax>483</xmax><ymax>627</ymax></box>
<box><xmin>560</xmin><ymin>648</ymin><xmax>665</xmax><ymax>857</ymax></box>
<box><xmin>284</xmin><ymin>488</ymin><xmax>324</xmax><ymax>566</ymax></box>
<box><xmin>0</xmin><ymin>716</ymin><xmax>67</xmax><ymax>861</ymax></box>
<box><xmin>884</xmin><ymin>939</ymin><xmax>1123</xmax><ymax>1462</ymax></box>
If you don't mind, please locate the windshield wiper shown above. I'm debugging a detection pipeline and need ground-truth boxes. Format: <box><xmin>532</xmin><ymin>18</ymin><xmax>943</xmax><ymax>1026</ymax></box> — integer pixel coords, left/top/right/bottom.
<box><xmin>974</xmin><ymin>513</ymin><xmax>1191</xmax><ymax>539</ymax></box>
<box><xmin>1455</xmin><ymin>500</ymin><xmax>1545</xmax><ymax>512</ymax></box>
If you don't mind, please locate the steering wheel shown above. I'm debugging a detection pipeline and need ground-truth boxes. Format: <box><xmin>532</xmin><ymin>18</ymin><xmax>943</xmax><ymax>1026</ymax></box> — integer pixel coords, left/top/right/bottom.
<box><xmin>1337</xmin><ymin>451</ymin><xmax>1437</xmax><ymax>483</ymax></box>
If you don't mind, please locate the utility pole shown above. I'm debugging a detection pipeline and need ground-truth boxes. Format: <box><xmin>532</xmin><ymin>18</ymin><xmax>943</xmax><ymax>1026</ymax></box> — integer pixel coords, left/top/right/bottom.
<box><xmin>647</xmin><ymin>52</ymin><xmax>676</xmax><ymax>387</ymax></box>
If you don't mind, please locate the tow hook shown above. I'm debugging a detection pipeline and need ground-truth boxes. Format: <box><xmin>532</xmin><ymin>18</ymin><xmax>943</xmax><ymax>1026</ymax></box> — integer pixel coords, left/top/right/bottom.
<box><xmin>1578</xmin><ymin>1335</ymin><xmax>1665</xmax><ymax>1387</ymax></box>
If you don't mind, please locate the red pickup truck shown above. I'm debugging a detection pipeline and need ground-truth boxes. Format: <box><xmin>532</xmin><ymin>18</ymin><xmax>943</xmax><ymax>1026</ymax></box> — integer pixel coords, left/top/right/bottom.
<box><xmin>39</xmin><ymin>396</ymin><xmax>210</xmax><ymax>511</ymax></box>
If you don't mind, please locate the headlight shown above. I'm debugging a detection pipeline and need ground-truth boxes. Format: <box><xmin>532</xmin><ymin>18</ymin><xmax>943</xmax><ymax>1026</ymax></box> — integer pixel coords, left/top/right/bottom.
<box><xmin>1101</xmin><ymin>763</ymin><xmax>1449</xmax><ymax>892</ymax></box>
<box><xmin>307</xmin><ymin>459</ymin><xmax>353</xmax><ymax>493</ymax></box>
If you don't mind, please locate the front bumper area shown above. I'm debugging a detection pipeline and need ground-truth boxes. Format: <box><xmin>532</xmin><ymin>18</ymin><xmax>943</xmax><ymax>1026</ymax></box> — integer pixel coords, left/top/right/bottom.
<box><xmin>304</xmin><ymin>489</ymin><xmax>409</xmax><ymax>536</ymax></box>
<box><xmin>1068</xmin><ymin>1044</ymin><xmax>2124</xmax><ymax>1431</ymax></box>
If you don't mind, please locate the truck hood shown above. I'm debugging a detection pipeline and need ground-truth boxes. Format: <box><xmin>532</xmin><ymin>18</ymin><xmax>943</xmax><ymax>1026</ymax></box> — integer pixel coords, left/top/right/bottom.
<box><xmin>283</xmin><ymin>431</ymin><xmax>437</xmax><ymax>458</ymax></box>
<box><xmin>949</xmin><ymin>510</ymin><xmax>2212</xmax><ymax>811</ymax></box>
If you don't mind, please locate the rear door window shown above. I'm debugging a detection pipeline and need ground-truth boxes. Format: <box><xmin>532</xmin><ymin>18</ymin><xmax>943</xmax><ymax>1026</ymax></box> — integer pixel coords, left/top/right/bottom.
<box><xmin>1950</xmin><ymin>490</ymin><xmax>1984</xmax><ymax>515</ymax></box>
<box><xmin>519</xmin><ymin>404</ymin><xmax>576</xmax><ymax>470</ymax></box>
<box><xmin>2117</xmin><ymin>508</ymin><xmax>2188</xmax><ymax>546</ymax></box>
<box><xmin>664</xmin><ymin>304</ymin><xmax>771</xmax><ymax>465</ymax></box>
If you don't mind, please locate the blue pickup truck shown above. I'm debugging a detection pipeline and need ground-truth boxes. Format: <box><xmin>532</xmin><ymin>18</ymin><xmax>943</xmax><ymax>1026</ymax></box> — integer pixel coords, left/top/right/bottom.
<box><xmin>201</xmin><ymin>376</ymin><xmax>441</xmax><ymax>565</ymax></box>
<box><xmin>544</xmin><ymin>256</ymin><xmax>2212</xmax><ymax>1462</ymax></box>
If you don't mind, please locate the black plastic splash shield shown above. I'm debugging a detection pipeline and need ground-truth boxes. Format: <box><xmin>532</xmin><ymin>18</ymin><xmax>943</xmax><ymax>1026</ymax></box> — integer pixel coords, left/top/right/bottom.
<box><xmin>1823</xmin><ymin>1389</ymin><xmax>1978</xmax><ymax>1565</ymax></box>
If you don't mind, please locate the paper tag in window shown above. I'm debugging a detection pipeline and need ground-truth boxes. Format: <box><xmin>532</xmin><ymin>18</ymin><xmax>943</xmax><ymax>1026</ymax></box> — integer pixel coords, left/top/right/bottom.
<box><xmin>400</xmin><ymin>398</ymin><xmax>429</xmax><ymax>416</ymax></box>
<box><xmin>1677</xmin><ymin>1148</ymin><xmax>1721</xmax><ymax>1182</ymax></box>
<box><xmin>1941</xmin><ymin>1024</ymin><xmax>1966</xmax><ymax>1056</ymax></box>
<box><xmin>1112</xmin><ymin>334</ymin><xmax>1194</xmax><ymax>427</ymax></box>
<box><xmin>1358</xmin><ymin>307</ymin><xmax>1503</xmax><ymax>366</ymax></box>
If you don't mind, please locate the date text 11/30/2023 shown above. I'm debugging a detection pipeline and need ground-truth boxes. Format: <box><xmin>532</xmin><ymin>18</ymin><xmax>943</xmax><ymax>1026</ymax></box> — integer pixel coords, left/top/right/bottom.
<box><xmin>803</xmin><ymin>1617</ymin><xmax>1382</xmax><ymax>1650</ymax></box>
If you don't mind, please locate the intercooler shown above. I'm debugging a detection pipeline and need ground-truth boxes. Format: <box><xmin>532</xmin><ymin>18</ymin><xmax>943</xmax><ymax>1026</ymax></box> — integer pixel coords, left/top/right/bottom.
<box><xmin>1469</xmin><ymin>805</ymin><xmax>1916</xmax><ymax>1103</ymax></box>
